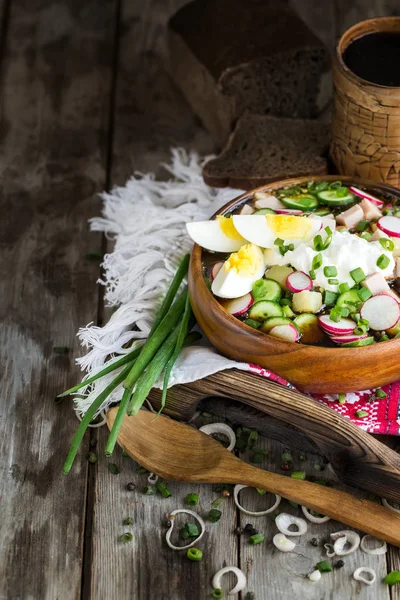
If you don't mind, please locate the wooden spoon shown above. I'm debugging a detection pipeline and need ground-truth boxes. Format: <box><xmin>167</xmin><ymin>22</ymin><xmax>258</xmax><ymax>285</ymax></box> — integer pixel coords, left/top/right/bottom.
<box><xmin>107</xmin><ymin>408</ymin><xmax>400</xmax><ymax>547</ymax></box>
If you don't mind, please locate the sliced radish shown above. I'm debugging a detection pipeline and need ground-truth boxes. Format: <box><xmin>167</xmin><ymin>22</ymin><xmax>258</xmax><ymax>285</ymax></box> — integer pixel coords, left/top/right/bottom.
<box><xmin>360</xmin><ymin>294</ymin><xmax>400</xmax><ymax>331</ymax></box>
<box><xmin>211</xmin><ymin>262</ymin><xmax>224</xmax><ymax>281</ymax></box>
<box><xmin>349</xmin><ymin>186</ymin><xmax>385</xmax><ymax>207</ymax></box>
<box><xmin>330</xmin><ymin>333</ymin><xmax>368</xmax><ymax>344</ymax></box>
<box><xmin>377</xmin><ymin>215</ymin><xmax>400</xmax><ymax>238</ymax></box>
<box><xmin>286</xmin><ymin>271</ymin><xmax>312</xmax><ymax>293</ymax></box>
<box><xmin>220</xmin><ymin>293</ymin><xmax>254</xmax><ymax>316</ymax></box>
<box><xmin>274</xmin><ymin>208</ymin><xmax>303</xmax><ymax>215</ymax></box>
<box><xmin>269</xmin><ymin>323</ymin><xmax>300</xmax><ymax>343</ymax></box>
<box><xmin>318</xmin><ymin>315</ymin><xmax>356</xmax><ymax>335</ymax></box>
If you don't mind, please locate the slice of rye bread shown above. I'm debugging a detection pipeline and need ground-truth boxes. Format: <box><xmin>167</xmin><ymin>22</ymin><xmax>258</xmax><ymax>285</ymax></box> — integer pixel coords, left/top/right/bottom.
<box><xmin>168</xmin><ymin>0</ymin><xmax>330</xmax><ymax>147</ymax></box>
<box><xmin>202</xmin><ymin>113</ymin><xmax>330</xmax><ymax>190</ymax></box>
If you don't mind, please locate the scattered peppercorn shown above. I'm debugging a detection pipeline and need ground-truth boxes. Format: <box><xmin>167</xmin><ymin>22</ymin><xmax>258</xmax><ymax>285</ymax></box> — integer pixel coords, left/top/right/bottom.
<box><xmin>126</xmin><ymin>482</ymin><xmax>135</xmax><ymax>491</ymax></box>
<box><xmin>334</xmin><ymin>560</ymin><xmax>345</xmax><ymax>569</ymax></box>
<box><xmin>310</xmin><ymin>538</ymin><xmax>319</xmax><ymax>547</ymax></box>
<box><xmin>248</xmin><ymin>527</ymin><xmax>258</xmax><ymax>536</ymax></box>
<box><xmin>244</xmin><ymin>593</ymin><xmax>255</xmax><ymax>600</ymax></box>
<box><xmin>165</xmin><ymin>519</ymin><xmax>172</xmax><ymax>528</ymax></box>
<box><xmin>280</xmin><ymin>464</ymin><xmax>290</xmax><ymax>471</ymax></box>
<box><xmin>235</xmin><ymin>527</ymin><xmax>244</xmax><ymax>536</ymax></box>
<box><xmin>244</xmin><ymin>523</ymin><xmax>254</xmax><ymax>533</ymax></box>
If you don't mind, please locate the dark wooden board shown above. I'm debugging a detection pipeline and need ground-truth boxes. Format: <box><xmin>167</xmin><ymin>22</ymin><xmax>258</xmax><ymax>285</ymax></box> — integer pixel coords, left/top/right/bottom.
<box><xmin>0</xmin><ymin>1</ymin><xmax>117</xmax><ymax>598</ymax></box>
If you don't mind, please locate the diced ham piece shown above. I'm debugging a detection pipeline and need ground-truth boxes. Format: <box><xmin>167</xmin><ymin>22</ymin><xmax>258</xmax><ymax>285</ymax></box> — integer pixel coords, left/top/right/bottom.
<box><xmin>254</xmin><ymin>192</ymin><xmax>286</xmax><ymax>210</ymax></box>
<box><xmin>396</xmin><ymin>258</ymin><xmax>400</xmax><ymax>278</ymax></box>
<box><xmin>309</xmin><ymin>213</ymin><xmax>336</xmax><ymax>232</ymax></box>
<box><xmin>336</xmin><ymin>204</ymin><xmax>364</xmax><ymax>229</ymax></box>
<box><xmin>362</xmin><ymin>272</ymin><xmax>400</xmax><ymax>303</ymax></box>
<box><xmin>360</xmin><ymin>198</ymin><xmax>382</xmax><ymax>220</ymax></box>
<box><xmin>370</xmin><ymin>228</ymin><xmax>389</xmax><ymax>242</ymax></box>
<box><xmin>239</xmin><ymin>204</ymin><xmax>255</xmax><ymax>215</ymax></box>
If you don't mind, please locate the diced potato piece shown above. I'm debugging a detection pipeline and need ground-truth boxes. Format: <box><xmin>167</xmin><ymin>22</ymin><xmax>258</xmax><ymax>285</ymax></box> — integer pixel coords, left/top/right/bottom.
<box><xmin>265</xmin><ymin>265</ymin><xmax>294</xmax><ymax>290</ymax></box>
<box><xmin>361</xmin><ymin>272</ymin><xmax>391</xmax><ymax>296</ymax></box>
<box><xmin>263</xmin><ymin>248</ymin><xmax>282</xmax><ymax>267</ymax></box>
<box><xmin>309</xmin><ymin>213</ymin><xmax>336</xmax><ymax>232</ymax></box>
<box><xmin>254</xmin><ymin>191</ymin><xmax>285</xmax><ymax>210</ymax></box>
<box><xmin>239</xmin><ymin>204</ymin><xmax>255</xmax><ymax>215</ymax></box>
<box><xmin>370</xmin><ymin>228</ymin><xmax>389</xmax><ymax>242</ymax></box>
<box><xmin>292</xmin><ymin>291</ymin><xmax>323</xmax><ymax>314</ymax></box>
<box><xmin>336</xmin><ymin>204</ymin><xmax>364</xmax><ymax>229</ymax></box>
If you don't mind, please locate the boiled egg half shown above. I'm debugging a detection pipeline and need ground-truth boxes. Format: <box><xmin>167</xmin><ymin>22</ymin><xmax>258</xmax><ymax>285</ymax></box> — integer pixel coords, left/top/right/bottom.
<box><xmin>186</xmin><ymin>215</ymin><xmax>246</xmax><ymax>252</ymax></box>
<box><xmin>212</xmin><ymin>243</ymin><xmax>265</xmax><ymax>299</ymax></box>
<box><xmin>232</xmin><ymin>214</ymin><xmax>322</xmax><ymax>249</ymax></box>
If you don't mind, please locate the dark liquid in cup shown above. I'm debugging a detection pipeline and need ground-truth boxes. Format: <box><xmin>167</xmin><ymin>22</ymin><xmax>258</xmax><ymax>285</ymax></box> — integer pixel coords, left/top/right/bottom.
<box><xmin>343</xmin><ymin>31</ymin><xmax>400</xmax><ymax>86</ymax></box>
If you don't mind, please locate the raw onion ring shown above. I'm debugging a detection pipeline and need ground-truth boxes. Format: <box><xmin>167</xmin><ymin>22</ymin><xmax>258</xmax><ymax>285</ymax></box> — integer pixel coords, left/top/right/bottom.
<box><xmin>275</xmin><ymin>513</ymin><xmax>307</xmax><ymax>536</ymax></box>
<box><xmin>360</xmin><ymin>534</ymin><xmax>387</xmax><ymax>555</ymax></box>
<box><xmin>301</xmin><ymin>506</ymin><xmax>330</xmax><ymax>524</ymax></box>
<box><xmin>331</xmin><ymin>530</ymin><xmax>360</xmax><ymax>555</ymax></box>
<box><xmin>165</xmin><ymin>509</ymin><xmax>205</xmax><ymax>551</ymax></box>
<box><xmin>199</xmin><ymin>423</ymin><xmax>236</xmax><ymax>451</ymax></box>
<box><xmin>212</xmin><ymin>566</ymin><xmax>247</xmax><ymax>595</ymax></box>
<box><xmin>353</xmin><ymin>567</ymin><xmax>376</xmax><ymax>586</ymax></box>
<box><xmin>234</xmin><ymin>484</ymin><xmax>281</xmax><ymax>516</ymax></box>
<box><xmin>273</xmin><ymin>533</ymin><xmax>296</xmax><ymax>552</ymax></box>
<box><xmin>382</xmin><ymin>498</ymin><xmax>400</xmax><ymax>514</ymax></box>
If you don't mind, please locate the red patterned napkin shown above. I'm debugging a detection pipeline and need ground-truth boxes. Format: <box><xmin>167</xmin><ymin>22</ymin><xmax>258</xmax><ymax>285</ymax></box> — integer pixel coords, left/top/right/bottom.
<box><xmin>248</xmin><ymin>364</ymin><xmax>400</xmax><ymax>435</ymax></box>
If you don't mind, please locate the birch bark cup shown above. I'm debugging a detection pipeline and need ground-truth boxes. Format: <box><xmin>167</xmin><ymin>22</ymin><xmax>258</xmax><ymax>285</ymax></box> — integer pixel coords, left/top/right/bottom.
<box><xmin>331</xmin><ymin>17</ymin><xmax>400</xmax><ymax>186</ymax></box>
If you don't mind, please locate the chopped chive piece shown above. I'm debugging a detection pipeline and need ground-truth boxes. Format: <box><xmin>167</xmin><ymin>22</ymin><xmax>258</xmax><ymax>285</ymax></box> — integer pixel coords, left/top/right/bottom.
<box><xmin>185</xmin><ymin>493</ymin><xmax>199</xmax><ymax>506</ymax></box>
<box><xmin>309</xmin><ymin>269</ymin><xmax>316</xmax><ymax>280</ymax></box>
<box><xmin>324</xmin><ymin>266</ymin><xmax>338</xmax><ymax>277</ymax></box>
<box><xmin>287</xmin><ymin>243</ymin><xmax>294</xmax><ymax>251</ymax></box>
<box><xmin>123</xmin><ymin>517</ymin><xmax>133</xmax><ymax>525</ymax></box>
<box><xmin>380</xmin><ymin>334</ymin><xmax>390</xmax><ymax>342</ymax></box>
<box><xmin>375</xmin><ymin>388</ymin><xmax>387</xmax><ymax>398</ymax></box>
<box><xmin>299</xmin><ymin>454</ymin><xmax>307</xmax><ymax>462</ymax></box>
<box><xmin>312</xmin><ymin>253</ymin><xmax>323</xmax><ymax>270</ymax></box>
<box><xmin>281</xmin><ymin>451</ymin><xmax>293</xmax><ymax>464</ymax></box>
<box><xmin>291</xmin><ymin>470</ymin><xmax>306</xmax><ymax>480</ymax></box>
<box><xmin>359</xmin><ymin>318</ymin><xmax>369</xmax><ymax>326</ymax></box>
<box><xmin>86</xmin><ymin>452</ymin><xmax>97</xmax><ymax>464</ymax></box>
<box><xmin>355</xmin><ymin>410</ymin><xmax>368</xmax><ymax>418</ymax></box>
<box><xmin>350</xmin><ymin>267</ymin><xmax>366</xmax><ymax>283</ymax></box>
<box><xmin>187</xmin><ymin>547</ymin><xmax>203</xmax><ymax>561</ymax></box>
<box><xmin>143</xmin><ymin>485</ymin><xmax>157</xmax><ymax>495</ymax></box>
<box><xmin>108</xmin><ymin>463</ymin><xmax>120</xmax><ymax>475</ymax></box>
<box><xmin>325</xmin><ymin>226</ymin><xmax>333</xmax><ymax>236</ymax></box>
<box><xmin>384</xmin><ymin>571</ymin><xmax>400</xmax><ymax>585</ymax></box>
<box><xmin>354</xmin><ymin>324</ymin><xmax>368</xmax><ymax>335</ymax></box>
<box><xmin>208</xmin><ymin>508</ymin><xmax>222</xmax><ymax>523</ymax></box>
<box><xmin>313</xmin><ymin>235</ymin><xmax>323</xmax><ymax>251</ymax></box>
<box><xmin>274</xmin><ymin>238</ymin><xmax>284</xmax><ymax>246</ymax></box>
<box><xmin>212</xmin><ymin>589</ymin><xmax>224</xmax><ymax>599</ymax></box>
<box><xmin>338</xmin><ymin>282</ymin><xmax>350</xmax><ymax>293</ymax></box>
<box><xmin>120</xmin><ymin>532</ymin><xmax>133</xmax><ymax>543</ymax></box>
<box><xmin>377</xmin><ymin>254</ymin><xmax>390</xmax><ymax>270</ymax></box>
<box><xmin>336</xmin><ymin>186</ymin><xmax>349</xmax><ymax>197</ymax></box>
<box><xmin>256</xmin><ymin>488</ymin><xmax>267</xmax><ymax>495</ymax></box>
<box><xmin>356</xmin><ymin>220</ymin><xmax>371</xmax><ymax>232</ymax></box>
<box><xmin>361</xmin><ymin>231</ymin><xmax>372</xmax><ymax>241</ymax></box>
<box><xmin>324</xmin><ymin>290</ymin><xmax>338</xmax><ymax>306</ymax></box>
<box><xmin>380</xmin><ymin>238</ymin><xmax>395</xmax><ymax>252</ymax></box>
<box><xmin>280</xmin><ymin>298</ymin><xmax>292</xmax><ymax>306</ymax></box>
<box><xmin>136</xmin><ymin>465</ymin><xmax>148</xmax><ymax>474</ymax></box>
<box><xmin>357</xmin><ymin>287</ymin><xmax>372</xmax><ymax>302</ymax></box>
<box><xmin>329</xmin><ymin>308</ymin><xmax>341</xmax><ymax>323</ymax></box>
<box><xmin>184</xmin><ymin>523</ymin><xmax>199</xmax><ymax>537</ymax></box>
<box><xmin>328</xmin><ymin>278</ymin><xmax>339</xmax><ymax>285</ymax></box>
<box><xmin>317</xmin><ymin>560</ymin><xmax>332</xmax><ymax>573</ymax></box>
<box><xmin>338</xmin><ymin>393</ymin><xmax>346</xmax><ymax>404</ymax></box>
<box><xmin>155</xmin><ymin>481</ymin><xmax>172</xmax><ymax>498</ymax></box>
<box><xmin>211</xmin><ymin>497</ymin><xmax>226</xmax><ymax>508</ymax></box>
<box><xmin>244</xmin><ymin>318</ymin><xmax>262</xmax><ymax>329</ymax></box>
<box><xmin>314</xmin><ymin>464</ymin><xmax>324</xmax><ymax>472</ymax></box>
<box><xmin>249</xmin><ymin>533</ymin><xmax>265</xmax><ymax>545</ymax></box>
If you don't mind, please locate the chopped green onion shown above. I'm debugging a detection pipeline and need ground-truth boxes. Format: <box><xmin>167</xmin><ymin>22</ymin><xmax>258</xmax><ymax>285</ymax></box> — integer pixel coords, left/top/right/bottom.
<box><xmin>249</xmin><ymin>533</ymin><xmax>265</xmax><ymax>545</ymax></box>
<box><xmin>212</xmin><ymin>589</ymin><xmax>224</xmax><ymax>599</ymax></box>
<box><xmin>377</xmin><ymin>254</ymin><xmax>390</xmax><ymax>270</ymax></box>
<box><xmin>329</xmin><ymin>308</ymin><xmax>341</xmax><ymax>323</ymax></box>
<box><xmin>328</xmin><ymin>278</ymin><xmax>339</xmax><ymax>285</ymax></box>
<box><xmin>208</xmin><ymin>508</ymin><xmax>222</xmax><ymax>523</ymax></box>
<box><xmin>338</xmin><ymin>393</ymin><xmax>346</xmax><ymax>404</ymax></box>
<box><xmin>187</xmin><ymin>548</ymin><xmax>203</xmax><ymax>561</ymax></box>
<box><xmin>155</xmin><ymin>481</ymin><xmax>172</xmax><ymax>498</ymax></box>
<box><xmin>384</xmin><ymin>571</ymin><xmax>400</xmax><ymax>585</ymax></box>
<box><xmin>324</xmin><ymin>290</ymin><xmax>338</xmax><ymax>306</ymax></box>
<box><xmin>184</xmin><ymin>523</ymin><xmax>199</xmax><ymax>538</ymax></box>
<box><xmin>375</xmin><ymin>388</ymin><xmax>387</xmax><ymax>398</ymax></box>
<box><xmin>86</xmin><ymin>452</ymin><xmax>97</xmax><ymax>464</ymax></box>
<box><xmin>355</xmin><ymin>410</ymin><xmax>368</xmax><ymax>418</ymax></box>
<box><xmin>143</xmin><ymin>485</ymin><xmax>157</xmax><ymax>495</ymax></box>
<box><xmin>356</xmin><ymin>220</ymin><xmax>371</xmax><ymax>232</ymax></box>
<box><xmin>280</xmin><ymin>298</ymin><xmax>292</xmax><ymax>306</ymax></box>
<box><xmin>281</xmin><ymin>451</ymin><xmax>293</xmax><ymax>464</ymax></box>
<box><xmin>350</xmin><ymin>267</ymin><xmax>366</xmax><ymax>283</ymax></box>
<box><xmin>354</xmin><ymin>324</ymin><xmax>368</xmax><ymax>335</ymax></box>
<box><xmin>324</xmin><ymin>266</ymin><xmax>337</xmax><ymax>277</ymax></box>
<box><xmin>338</xmin><ymin>282</ymin><xmax>350</xmax><ymax>293</ymax></box>
<box><xmin>287</xmin><ymin>243</ymin><xmax>294</xmax><ymax>251</ymax></box>
<box><xmin>211</xmin><ymin>497</ymin><xmax>226</xmax><ymax>508</ymax></box>
<box><xmin>274</xmin><ymin>238</ymin><xmax>284</xmax><ymax>247</ymax></box>
<box><xmin>361</xmin><ymin>231</ymin><xmax>372</xmax><ymax>241</ymax></box>
<box><xmin>379</xmin><ymin>238</ymin><xmax>395</xmax><ymax>252</ymax></box>
<box><xmin>317</xmin><ymin>560</ymin><xmax>332</xmax><ymax>573</ymax></box>
<box><xmin>108</xmin><ymin>463</ymin><xmax>120</xmax><ymax>475</ymax></box>
<box><xmin>325</xmin><ymin>226</ymin><xmax>333</xmax><ymax>236</ymax></box>
<box><xmin>185</xmin><ymin>493</ymin><xmax>199</xmax><ymax>506</ymax></box>
<box><xmin>123</xmin><ymin>517</ymin><xmax>133</xmax><ymax>525</ymax></box>
<box><xmin>380</xmin><ymin>334</ymin><xmax>390</xmax><ymax>342</ymax></box>
<box><xmin>291</xmin><ymin>471</ymin><xmax>306</xmax><ymax>480</ymax></box>
<box><xmin>256</xmin><ymin>488</ymin><xmax>267</xmax><ymax>495</ymax></box>
<box><xmin>309</xmin><ymin>269</ymin><xmax>316</xmax><ymax>280</ymax></box>
<box><xmin>329</xmin><ymin>180</ymin><xmax>342</xmax><ymax>190</ymax></box>
<box><xmin>120</xmin><ymin>532</ymin><xmax>133</xmax><ymax>543</ymax></box>
<box><xmin>136</xmin><ymin>465</ymin><xmax>148</xmax><ymax>474</ymax></box>
<box><xmin>336</xmin><ymin>186</ymin><xmax>349</xmax><ymax>197</ymax></box>
<box><xmin>357</xmin><ymin>287</ymin><xmax>372</xmax><ymax>302</ymax></box>
<box><xmin>312</xmin><ymin>253</ymin><xmax>323</xmax><ymax>270</ymax></box>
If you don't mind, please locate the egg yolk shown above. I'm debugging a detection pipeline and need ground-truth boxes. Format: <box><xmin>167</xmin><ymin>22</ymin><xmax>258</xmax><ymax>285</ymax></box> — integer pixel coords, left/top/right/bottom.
<box><xmin>217</xmin><ymin>215</ymin><xmax>244</xmax><ymax>240</ymax></box>
<box><xmin>265</xmin><ymin>215</ymin><xmax>312</xmax><ymax>240</ymax></box>
<box><xmin>224</xmin><ymin>244</ymin><xmax>262</xmax><ymax>276</ymax></box>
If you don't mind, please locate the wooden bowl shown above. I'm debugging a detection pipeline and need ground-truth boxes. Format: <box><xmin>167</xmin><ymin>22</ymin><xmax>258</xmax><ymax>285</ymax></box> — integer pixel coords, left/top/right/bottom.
<box><xmin>188</xmin><ymin>175</ymin><xmax>400</xmax><ymax>393</ymax></box>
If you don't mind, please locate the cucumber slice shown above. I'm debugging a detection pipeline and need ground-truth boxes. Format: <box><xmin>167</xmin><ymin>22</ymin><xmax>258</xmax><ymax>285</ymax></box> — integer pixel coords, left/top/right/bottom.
<box><xmin>244</xmin><ymin>318</ymin><xmax>262</xmax><ymax>330</ymax></box>
<box><xmin>317</xmin><ymin>190</ymin><xmax>355</xmax><ymax>206</ymax></box>
<box><xmin>260</xmin><ymin>317</ymin><xmax>294</xmax><ymax>333</ymax></box>
<box><xmin>340</xmin><ymin>336</ymin><xmax>375</xmax><ymax>347</ymax></box>
<box><xmin>253</xmin><ymin>208</ymin><xmax>276</xmax><ymax>215</ymax></box>
<box><xmin>248</xmin><ymin>300</ymin><xmax>284</xmax><ymax>322</ymax></box>
<box><xmin>336</xmin><ymin>289</ymin><xmax>361</xmax><ymax>309</ymax></box>
<box><xmin>313</xmin><ymin>207</ymin><xmax>331</xmax><ymax>216</ymax></box>
<box><xmin>294</xmin><ymin>313</ymin><xmax>325</xmax><ymax>344</ymax></box>
<box><xmin>252</xmin><ymin>278</ymin><xmax>282</xmax><ymax>302</ymax></box>
<box><xmin>281</xmin><ymin>194</ymin><xmax>319</xmax><ymax>211</ymax></box>
<box><xmin>282</xmin><ymin>304</ymin><xmax>295</xmax><ymax>318</ymax></box>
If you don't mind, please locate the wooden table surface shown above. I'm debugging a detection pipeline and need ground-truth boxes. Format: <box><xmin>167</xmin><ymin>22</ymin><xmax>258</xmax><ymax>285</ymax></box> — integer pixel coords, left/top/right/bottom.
<box><xmin>2</xmin><ymin>1</ymin><xmax>400</xmax><ymax>599</ymax></box>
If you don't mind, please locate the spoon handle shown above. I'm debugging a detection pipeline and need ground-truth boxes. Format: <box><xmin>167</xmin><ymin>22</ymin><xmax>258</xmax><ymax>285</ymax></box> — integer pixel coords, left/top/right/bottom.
<box><xmin>238</xmin><ymin>462</ymin><xmax>400</xmax><ymax>547</ymax></box>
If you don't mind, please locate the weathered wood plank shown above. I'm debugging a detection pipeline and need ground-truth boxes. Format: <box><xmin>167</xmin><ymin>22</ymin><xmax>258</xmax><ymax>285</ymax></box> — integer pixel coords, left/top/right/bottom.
<box><xmin>0</xmin><ymin>1</ymin><xmax>117</xmax><ymax>598</ymax></box>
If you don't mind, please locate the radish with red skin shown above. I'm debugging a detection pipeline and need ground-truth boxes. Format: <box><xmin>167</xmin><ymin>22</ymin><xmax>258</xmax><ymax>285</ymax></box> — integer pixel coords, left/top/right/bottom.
<box><xmin>360</xmin><ymin>294</ymin><xmax>400</xmax><ymax>331</ymax></box>
<box><xmin>377</xmin><ymin>216</ymin><xmax>400</xmax><ymax>238</ymax></box>
<box><xmin>269</xmin><ymin>323</ymin><xmax>300</xmax><ymax>343</ymax></box>
<box><xmin>318</xmin><ymin>315</ymin><xmax>356</xmax><ymax>335</ymax></box>
<box><xmin>274</xmin><ymin>208</ymin><xmax>303</xmax><ymax>215</ymax></box>
<box><xmin>220</xmin><ymin>293</ymin><xmax>254</xmax><ymax>316</ymax></box>
<box><xmin>330</xmin><ymin>333</ymin><xmax>369</xmax><ymax>344</ymax></box>
<box><xmin>349</xmin><ymin>186</ymin><xmax>385</xmax><ymax>207</ymax></box>
<box><xmin>286</xmin><ymin>271</ymin><xmax>312</xmax><ymax>293</ymax></box>
<box><xmin>211</xmin><ymin>262</ymin><xmax>224</xmax><ymax>281</ymax></box>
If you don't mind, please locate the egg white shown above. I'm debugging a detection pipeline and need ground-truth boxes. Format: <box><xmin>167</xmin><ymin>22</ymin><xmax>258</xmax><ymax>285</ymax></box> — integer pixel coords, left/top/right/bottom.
<box><xmin>212</xmin><ymin>246</ymin><xmax>265</xmax><ymax>299</ymax></box>
<box><xmin>186</xmin><ymin>219</ymin><xmax>246</xmax><ymax>252</ymax></box>
<box><xmin>232</xmin><ymin>215</ymin><xmax>322</xmax><ymax>249</ymax></box>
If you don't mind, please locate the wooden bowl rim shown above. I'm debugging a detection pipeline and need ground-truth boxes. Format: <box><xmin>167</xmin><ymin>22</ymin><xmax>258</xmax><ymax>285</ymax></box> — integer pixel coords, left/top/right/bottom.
<box><xmin>191</xmin><ymin>175</ymin><xmax>400</xmax><ymax>357</ymax></box>
<box><xmin>334</xmin><ymin>16</ymin><xmax>400</xmax><ymax>93</ymax></box>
